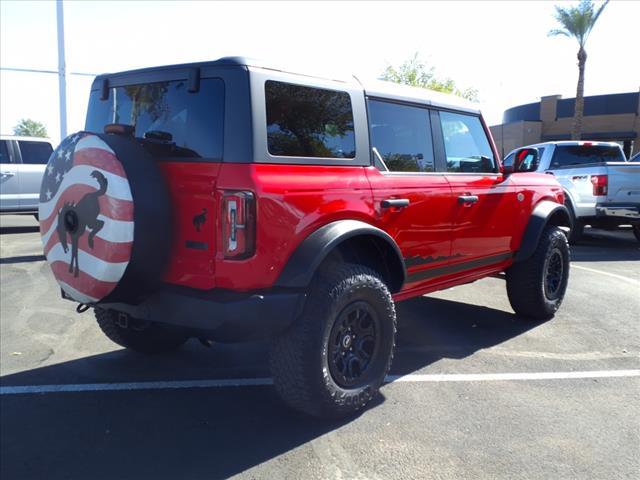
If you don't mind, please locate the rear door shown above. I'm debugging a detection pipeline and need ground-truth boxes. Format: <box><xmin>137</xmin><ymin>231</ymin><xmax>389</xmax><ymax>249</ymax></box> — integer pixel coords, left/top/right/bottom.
<box><xmin>365</xmin><ymin>99</ymin><xmax>454</xmax><ymax>292</ymax></box>
<box><xmin>0</xmin><ymin>140</ymin><xmax>21</xmax><ymax>211</ymax></box>
<box><xmin>16</xmin><ymin>140</ymin><xmax>52</xmax><ymax>210</ymax></box>
<box><xmin>436</xmin><ymin>110</ymin><xmax>518</xmax><ymax>266</ymax></box>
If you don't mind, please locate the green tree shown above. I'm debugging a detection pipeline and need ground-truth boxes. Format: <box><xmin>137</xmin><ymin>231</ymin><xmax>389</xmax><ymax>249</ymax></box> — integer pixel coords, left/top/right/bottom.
<box><xmin>549</xmin><ymin>0</ymin><xmax>609</xmax><ymax>140</ymax></box>
<box><xmin>381</xmin><ymin>53</ymin><xmax>479</xmax><ymax>102</ymax></box>
<box><xmin>13</xmin><ymin>118</ymin><xmax>48</xmax><ymax>138</ymax></box>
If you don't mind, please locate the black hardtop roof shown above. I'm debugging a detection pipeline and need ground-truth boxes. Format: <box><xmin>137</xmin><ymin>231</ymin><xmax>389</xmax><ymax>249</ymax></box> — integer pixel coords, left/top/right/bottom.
<box><xmin>91</xmin><ymin>56</ymin><xmax>480</xmax><ymax>114</ymax></box>
<box><xmin>91</xmin><ymin>56</ymin><xmax>253</xmax><ymax>85</ymax></box>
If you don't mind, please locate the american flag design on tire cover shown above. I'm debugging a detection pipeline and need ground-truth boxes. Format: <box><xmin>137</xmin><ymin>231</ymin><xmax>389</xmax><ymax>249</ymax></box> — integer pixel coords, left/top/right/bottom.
<box><xmin>39</xmin><ymin>133</ymin><xmax>134</xmax><ymax>304</ymax></box>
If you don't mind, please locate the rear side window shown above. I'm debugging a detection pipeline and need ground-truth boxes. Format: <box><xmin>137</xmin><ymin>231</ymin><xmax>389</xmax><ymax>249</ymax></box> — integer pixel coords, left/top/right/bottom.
<box><xmin>439</xmin><ymin>112</ymin><xmax>496</xmax><ymax>173</ymax></box>
<box><xmin>265</xmin><ymin>81</ymin><xmax>355</xmax><ymax>158</ymax></box>
<box><xmin>368</xmin><ymin>100</ymin><xmax>434</xmax><ymax>172</ymax></box>
<box><xmin>18</xmin><ymin>141</ymin><xmax>53</xmax><ymax>164</ymax></box>
<box><xmin>0</xmin><ymin>140</ymin><xmax>10</xmax><ymax>163</ymax></box>
<box><xmin>86</xmin><ymin>78</ymin><xmax>224</xmax><ymax>159</ymax></box>
<box><xmin>550</xmin><ymin>145</ymin><xmax>625</xmax><ymax>168</ymax></box>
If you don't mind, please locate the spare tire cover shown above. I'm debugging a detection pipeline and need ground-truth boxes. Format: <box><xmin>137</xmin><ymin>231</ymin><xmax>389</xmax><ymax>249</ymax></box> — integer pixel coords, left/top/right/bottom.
<box><xmin>39</xmin><ymin>131</ymin><xmax>172</xmax><ymax>304</ymax></box>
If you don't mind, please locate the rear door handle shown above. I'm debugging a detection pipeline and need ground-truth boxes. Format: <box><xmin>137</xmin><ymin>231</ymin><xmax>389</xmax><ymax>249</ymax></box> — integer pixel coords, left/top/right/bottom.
<box><xmin>381</xmin><ymin>198</ymin><xmax>410</xmax><ymax>209</ymax></box>
<box><xmin>458</xmin><ymin>195</ymin><xmax>479</xmax><ymax>204</ymax></box>
<box><xmin>0</xmin><ymin>171</ymin><xmax>16</xmax><ymax>177</ymax></box>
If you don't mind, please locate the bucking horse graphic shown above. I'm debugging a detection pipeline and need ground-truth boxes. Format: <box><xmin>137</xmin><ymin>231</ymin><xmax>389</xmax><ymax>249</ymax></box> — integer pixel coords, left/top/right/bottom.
<box><xmin>56</xmin><ymin>170</ymin><xmax>107</xmax><ymax>277</ymax></box>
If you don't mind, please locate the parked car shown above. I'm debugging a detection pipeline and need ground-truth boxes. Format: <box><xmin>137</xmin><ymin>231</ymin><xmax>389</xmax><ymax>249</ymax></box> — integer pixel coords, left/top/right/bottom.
<box><xmin>0</xmin><ymin>135</ymin><xmax>53</xmax><ymax>217</ymax></box>
<box><xmin>504</xmin><ymin>141</ymin><xmax>640</xmax><ymax>242</ymax></box>
<box><xmin>40</xmin><ymin>57</ymin><xmax>571</xmax><ymax>418</ymax></box>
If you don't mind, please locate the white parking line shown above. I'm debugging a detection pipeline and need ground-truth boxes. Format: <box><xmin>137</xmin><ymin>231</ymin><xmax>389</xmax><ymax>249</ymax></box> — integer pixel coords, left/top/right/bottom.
<box><xmin>572</xmin><ymin>264</ymin><xmax>640</xmax><ymax>286</ymax></box>
<box><xmin>385</xmin><ymin>369</ymin><xmax>640</xmax><ymax>383</ymax></box>
<box><xmin>1</xmin><ymin>370</ymin><xmax>638</xmax><ymax>395</ymax></box>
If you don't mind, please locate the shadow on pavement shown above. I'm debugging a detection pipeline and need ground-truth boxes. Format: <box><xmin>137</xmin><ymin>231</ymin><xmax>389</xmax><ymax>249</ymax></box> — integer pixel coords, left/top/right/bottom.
<box><xmin>0</xmin><ymin>225</ymin><xmax>40</xmax><ymax>235</ymax></box>
<box><xmin>570</xmin><ymin>228</ymin><xmax>640</xmax><ymax>262</ymax></box>
<box><xmin>0</xmin><ymin>297</ymin><xmax>538</xmax><ymax>480</ymax></box>
<box><xmin>0</xmin><ymin>254</ymin><xmax>46</xmax><ymax>264</ymax></box>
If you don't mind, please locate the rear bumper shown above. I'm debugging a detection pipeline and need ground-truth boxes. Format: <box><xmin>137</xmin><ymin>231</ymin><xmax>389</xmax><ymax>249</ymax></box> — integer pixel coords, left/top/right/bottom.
<box><xmin>66</xmin><ymin>285</ymin><xmax>306</xmax><ymax>343</ymax></box>
<box><xmin>595</xmin><ymin>203</ymin><xmax>640</xmax><ymax>221</ymax></box>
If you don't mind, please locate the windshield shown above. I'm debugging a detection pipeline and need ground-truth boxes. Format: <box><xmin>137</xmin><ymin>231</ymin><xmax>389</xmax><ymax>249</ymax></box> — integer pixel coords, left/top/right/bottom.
<box><xmin>550</xmin><ymin>145</ymin><xmax>625</xmax><ymax>168</ymax></box>
<box><xmin>86</xmin><ymin>78</ymin><xmax>224</xmax><ymax>159</ymax></box>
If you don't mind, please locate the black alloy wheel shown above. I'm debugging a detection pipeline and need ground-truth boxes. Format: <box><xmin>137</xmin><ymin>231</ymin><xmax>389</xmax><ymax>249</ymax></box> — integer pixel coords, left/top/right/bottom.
<box><xmin>328</xmin><ymin>301</ymin><xmax>381</xmax><ymax>388</ymax></box>
<box><xmin>543</xmin><ymin>248</ymin><xmax>564</xmax><ymax>300</ymax></box>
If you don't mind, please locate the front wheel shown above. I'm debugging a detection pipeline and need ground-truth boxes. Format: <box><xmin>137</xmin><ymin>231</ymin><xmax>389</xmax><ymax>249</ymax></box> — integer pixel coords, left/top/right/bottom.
<box><xmin>506</xmin><ymin>226</ymin><xmax>570</xmax><ymax>320</ymax></box>
<box><xmin>95</xmin><ymin>308</ymin><xmax>190</xmax><ymax>354</ymax></box>
<box><xmin>270</xmin><ymin>264</ymin><xmax>396</xmax><ymax>418</ymax></box>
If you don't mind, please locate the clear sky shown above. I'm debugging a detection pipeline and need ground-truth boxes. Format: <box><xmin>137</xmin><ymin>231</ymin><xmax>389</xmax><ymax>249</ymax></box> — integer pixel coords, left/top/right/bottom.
<box><xmin>1</xmin><ymin>0</ymin><xmax>638</xmax><ymax>144</ymax></box>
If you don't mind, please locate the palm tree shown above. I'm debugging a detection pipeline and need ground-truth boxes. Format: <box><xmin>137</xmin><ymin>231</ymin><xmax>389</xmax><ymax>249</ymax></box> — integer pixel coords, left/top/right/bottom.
<box><xmin>549</xmin><ymin>0</ymin><xmax>609</xmax><ymax>140</ymax></box>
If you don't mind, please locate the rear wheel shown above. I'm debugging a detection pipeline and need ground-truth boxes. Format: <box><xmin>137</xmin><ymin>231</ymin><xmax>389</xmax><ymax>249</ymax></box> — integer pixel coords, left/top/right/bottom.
<box><xmin>95</xmin><ymin>308</ymin><xmax>190</xmax><ymax>354</ymax></box>
<box><xmin>506</xmin><ymin>226</ymin><xmax>570</xmax><ymax>320</ymax></box>
<box><xmin>270</xmin><ymin>264</ymin><xmax>396</xmax><ymax>418</ymax></box>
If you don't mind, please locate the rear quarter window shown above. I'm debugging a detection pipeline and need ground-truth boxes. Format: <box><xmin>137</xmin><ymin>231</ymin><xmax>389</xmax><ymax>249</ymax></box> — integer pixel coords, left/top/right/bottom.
<box><xmin>18</xmin><ymin>141</ymin><xmax>53</xmax><ymax>164</ymax></box>
<box><xmin>265</xmin><ymin>81</ymin><xmax>355</xmax><ymax>159</ymax></box>
<box><xmin>551</xmin><ymin>145</ymin><xmax>625</xmax><ymax>168</ymax></box>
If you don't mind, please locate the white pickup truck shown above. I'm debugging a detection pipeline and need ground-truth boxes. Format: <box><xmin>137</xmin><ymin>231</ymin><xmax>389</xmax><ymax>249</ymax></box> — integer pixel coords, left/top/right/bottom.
<box><xmin>505</xmin><ymin>141</ymin><xmax>640</xmax><ymax>242</ymax></box>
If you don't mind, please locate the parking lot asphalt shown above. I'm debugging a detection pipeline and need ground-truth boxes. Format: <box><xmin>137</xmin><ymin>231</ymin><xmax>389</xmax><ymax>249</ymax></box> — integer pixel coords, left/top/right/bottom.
<box><xmin>1</xmin><ymin>214</ymin><xmax>638</xmax><ymax>480</ymax></box>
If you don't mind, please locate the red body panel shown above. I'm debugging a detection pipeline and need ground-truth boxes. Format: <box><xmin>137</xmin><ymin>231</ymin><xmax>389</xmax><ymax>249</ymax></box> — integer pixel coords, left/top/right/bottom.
<box><xmin>446</xmin><ymin>173</ymin><xmax>518</xmax><ymax>261</ymax></box>
<box><xmin>159</xmin><ymin>162</ymin><xmax>221</xmax><ymax>289</ymax></box>
<box><xmin>365</xmin><ymin>167</ymin><xmax>454</xmax><ymax>290</ymax></box>
<box><xmin>158</xmin><ymin>160</ymin><xmax>564</xmax><ymax>299</ymax></box>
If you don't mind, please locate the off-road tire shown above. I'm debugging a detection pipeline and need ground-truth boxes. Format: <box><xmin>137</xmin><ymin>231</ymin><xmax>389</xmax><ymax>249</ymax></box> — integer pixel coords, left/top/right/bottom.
<box><xmin>95</xmin><ymin>308</ymin><xmax>189</xmax><ymax>354</ymax></box>
<box><xmin>270</xmin><ymin>264</ymin><xmax>396</xmax><ymax>418</ymax></box>
<box><xmin>506</xmin><ymin>226</ymin><xmax>570</xmax><ymax>320</ymax></box>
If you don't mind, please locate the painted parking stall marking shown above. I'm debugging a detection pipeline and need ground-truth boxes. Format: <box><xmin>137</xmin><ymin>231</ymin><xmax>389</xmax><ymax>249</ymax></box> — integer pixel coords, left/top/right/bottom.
<box><xmin>2</xmin><ymin>370</ymin><xmax>638</xmax><ymax>395</ymax></box>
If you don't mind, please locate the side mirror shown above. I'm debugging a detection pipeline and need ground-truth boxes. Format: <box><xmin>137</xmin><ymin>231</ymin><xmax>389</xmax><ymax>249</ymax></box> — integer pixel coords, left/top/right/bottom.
<box><xmin>504</xmin><ymin>147</ymin><xmax>539</xmax><ymax>175</ymax></box>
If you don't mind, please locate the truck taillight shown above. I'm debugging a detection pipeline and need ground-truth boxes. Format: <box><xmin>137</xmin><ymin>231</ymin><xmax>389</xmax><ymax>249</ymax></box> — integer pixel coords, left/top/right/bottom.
<box><xmin>222</xmin><ymin>191</ymin><xmax>255</xmax><ymax>259</ymax></box>
<box><xmin>590</xmin><ymin>174</ymin><xmax>608</xmax><ymax>196</ymax></box>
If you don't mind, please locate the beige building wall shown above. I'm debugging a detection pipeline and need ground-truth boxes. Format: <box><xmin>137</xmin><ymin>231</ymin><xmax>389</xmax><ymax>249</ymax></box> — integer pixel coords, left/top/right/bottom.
<box><xmin>491</xmin><ymin>90</ymin><xmax>640</xmax><ymax>158</ymax></box>
<box><xmin>490</xmin><ymin>121</ymin><xmax>542</xmax><ymax>158</ymax></box>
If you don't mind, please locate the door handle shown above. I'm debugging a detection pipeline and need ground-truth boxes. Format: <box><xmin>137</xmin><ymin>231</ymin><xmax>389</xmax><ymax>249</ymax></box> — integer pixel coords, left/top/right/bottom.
<box><xmin>381</xmin><ymin>198</ymin><xmax>410</xmax><ymax>209</ymax></box>
<box><xmin>458</xmin><ymin>195</ymin><xmax>479</xmax><ymax>204</ymax></box>
<box><xmin>0</xmin><ymin>171</ymin><xmax>16</xmax><ymax>177</ymax></box>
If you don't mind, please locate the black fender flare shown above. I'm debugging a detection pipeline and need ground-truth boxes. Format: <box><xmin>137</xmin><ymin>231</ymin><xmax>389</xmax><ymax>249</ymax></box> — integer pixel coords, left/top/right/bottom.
<box><xmin>275</xmin><ymin>220</ymin><xmax>406</xmax><ymax>292</ymax></box>
<box><xmin>514</xmin><ymin>200</ymin><xmax>572</xmax><ymax>263</ymax></box>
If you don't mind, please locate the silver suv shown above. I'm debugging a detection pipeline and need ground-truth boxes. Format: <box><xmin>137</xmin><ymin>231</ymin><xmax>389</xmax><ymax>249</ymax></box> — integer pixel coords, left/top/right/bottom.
<box><xmin>504</xmin><ymin>141</ymin><xmax>639</xmax><ymax>242</ymax></box>
<box><xmin>0</xmin><ymin>136</ymin><xmax>53</xmax><ymax>217</ymax></box>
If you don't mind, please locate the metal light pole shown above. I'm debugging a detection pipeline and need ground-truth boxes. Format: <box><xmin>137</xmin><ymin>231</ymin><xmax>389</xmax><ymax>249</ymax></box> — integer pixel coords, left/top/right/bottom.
<box><xmin>56</xmin><ymin>0</ymin><xmax>67</xmax><ymax>140</ymax></box>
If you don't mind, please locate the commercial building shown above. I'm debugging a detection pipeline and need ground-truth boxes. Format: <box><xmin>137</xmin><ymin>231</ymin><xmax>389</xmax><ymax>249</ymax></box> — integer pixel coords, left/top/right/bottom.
<box><xmin>490</xmin><ymin>90</ymin><xmax>639</xmax><ymax>159</ymax></box>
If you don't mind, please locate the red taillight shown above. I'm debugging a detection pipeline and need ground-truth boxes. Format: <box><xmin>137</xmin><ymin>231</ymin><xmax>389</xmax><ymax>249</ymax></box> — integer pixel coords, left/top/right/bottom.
<box><xmin>221</xmin><ymin>191</ymin><xmax>255</xmax><ymax>259</ymax></box>
<box><xmin>590</xmin><ymin>174</ymin><xmax>608</xmax><ymax>196</ymax></box>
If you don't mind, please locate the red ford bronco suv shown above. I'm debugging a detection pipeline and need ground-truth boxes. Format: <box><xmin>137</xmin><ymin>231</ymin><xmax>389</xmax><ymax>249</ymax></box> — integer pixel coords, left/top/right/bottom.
<box><xmin>39</xmin><ymin>57</ymin><xmax>571</xmax><ymax>418</ymax></box>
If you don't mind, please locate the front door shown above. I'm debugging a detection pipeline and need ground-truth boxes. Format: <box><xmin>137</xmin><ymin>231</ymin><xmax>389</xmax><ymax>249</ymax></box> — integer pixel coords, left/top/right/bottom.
<box><xmin>436</xmin><ymin>111</ymin><xmax>518</xmax><ymax>268</ymax></box>
<box><xmin>365</xmin><ymin>99</ymin><xmax>454</xmax><ymax>293</ymax></box>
